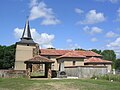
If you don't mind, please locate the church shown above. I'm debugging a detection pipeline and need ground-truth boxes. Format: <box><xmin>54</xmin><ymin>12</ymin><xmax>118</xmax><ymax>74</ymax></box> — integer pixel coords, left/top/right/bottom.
<box><xmin>14</xmin><ymin>19</ymin><xmax>112</xmax><ymax>78</ymax></box>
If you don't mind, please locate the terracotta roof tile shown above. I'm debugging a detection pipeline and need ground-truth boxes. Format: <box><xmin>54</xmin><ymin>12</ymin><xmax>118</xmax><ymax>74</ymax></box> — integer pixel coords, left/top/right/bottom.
<box><xmin>24</xmin><ymin>55</ymin><xmax>54</xmax><ymax>63</ymax></box>
<box><xmin>57</xmin><ymin>51</ymin><xmax>86</xmax><ymax>59</ymax></box>
<box><xmin>75</xmin><ymin>51</ymin><xmax>102</xmax><ymax>57</ymax></box>
<box><xmin>40</xmin><ymin>49</ymin><xmax>102</xmax><ymax>57</ymax></box>
<box><xmin>40</xmin><ymin>49</ymin><xmax>71</xmax><ymax>56</ymax></box>
<box><xmin>84</xmin><ymin>57</ymin><xmax>112</xmax><ymax>64</ymax></box>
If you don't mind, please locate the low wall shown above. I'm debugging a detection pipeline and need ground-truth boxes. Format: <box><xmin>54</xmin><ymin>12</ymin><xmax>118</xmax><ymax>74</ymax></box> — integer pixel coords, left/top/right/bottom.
<box><xmin>65</xmin><ymin>66</ymin><xmax>107</xmax><ymax>78</ymax></box>
<box><xmin>0</xmin><ymin>70</ymin><xmax>26</xmax><ymax>78</ymax></box>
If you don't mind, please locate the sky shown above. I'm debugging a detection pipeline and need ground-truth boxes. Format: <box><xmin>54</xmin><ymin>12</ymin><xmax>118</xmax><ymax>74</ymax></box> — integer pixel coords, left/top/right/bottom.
<box><xmin>0</xmin><ymin>0</ymin><xmax>120</xmax><ymax>57</ymax></box>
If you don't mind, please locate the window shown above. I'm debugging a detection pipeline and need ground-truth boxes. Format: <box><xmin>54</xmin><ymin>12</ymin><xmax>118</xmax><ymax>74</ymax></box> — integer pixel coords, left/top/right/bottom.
<box><xmin>73</xmin><ymin>61</ymin><xmax>76</xmax><ymax>65</ymax></box>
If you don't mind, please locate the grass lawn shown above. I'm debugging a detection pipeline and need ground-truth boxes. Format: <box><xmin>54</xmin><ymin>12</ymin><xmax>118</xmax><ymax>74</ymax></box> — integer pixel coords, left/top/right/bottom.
<box><xmin>0</xmin><ymin>78</ymin><xmax>120</xmax><ymax>90</ymax></box>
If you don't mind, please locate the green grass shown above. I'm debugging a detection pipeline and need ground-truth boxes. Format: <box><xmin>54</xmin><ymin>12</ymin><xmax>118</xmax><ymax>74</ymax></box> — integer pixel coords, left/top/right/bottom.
<box><xmin>31</xmin><ymin>72</ymin><xmax>44</xmax><ymax>76</ymax></box>
<box><xmin>0</xmin><ymin>78</ymin><xmax>120</xmax><ymax>90</ymax></box>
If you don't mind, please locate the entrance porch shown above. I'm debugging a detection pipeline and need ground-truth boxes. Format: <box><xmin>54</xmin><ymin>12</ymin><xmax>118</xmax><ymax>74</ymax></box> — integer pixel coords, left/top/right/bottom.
<box><xmin>24</xmin><ymin>55</ymin><xmax>54</xmax><ymax>78</ymax></box>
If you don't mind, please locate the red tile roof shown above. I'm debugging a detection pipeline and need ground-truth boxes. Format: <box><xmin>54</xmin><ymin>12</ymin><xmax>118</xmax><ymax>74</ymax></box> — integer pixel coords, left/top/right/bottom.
<box><xmin>24</xmin><ymin>55</ymin><xmax>54</xmax><ymax>63</ymax></box>
<box><xmin>84</xmin><ymin>57</ymin><xmax>112</xmax><ymax>64</ymax></box>
<box><xmin>56</xmin><ymin>51</ymin><xmax>86</xmax><ymax>59</ymax></box>
<box><xmin>40</xmin><ymin>49</ymin><xmax>71</xmax><ymax>56</ymax></box>
<box><xmin>40</xmin><ymin>49</ymin><xmax>102</xmax><ymax>57</ymax></box>
<box><xmin>75</xmin><ymin>51</ymin><xmax>102</xmax><ymax>57</ymax></box>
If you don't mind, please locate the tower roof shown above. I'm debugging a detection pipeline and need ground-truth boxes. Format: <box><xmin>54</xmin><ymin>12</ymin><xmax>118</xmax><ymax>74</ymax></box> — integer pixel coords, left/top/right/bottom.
<box><xmin>17</xmin><ymin>19</ymin><xmax>35</xmax><ymax>44</ymax></box>
<box><xmin>21</xmin><ymin>19</ymin><xmax>32</xmax><ymax>39</ymax></box>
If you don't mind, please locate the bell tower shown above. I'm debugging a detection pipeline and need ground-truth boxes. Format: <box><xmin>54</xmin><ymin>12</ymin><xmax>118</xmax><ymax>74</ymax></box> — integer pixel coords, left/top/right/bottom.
<box><xmin>14</xmin><ymin>19</ymin><xmax>39</xmax><ymax>70</ymax></box>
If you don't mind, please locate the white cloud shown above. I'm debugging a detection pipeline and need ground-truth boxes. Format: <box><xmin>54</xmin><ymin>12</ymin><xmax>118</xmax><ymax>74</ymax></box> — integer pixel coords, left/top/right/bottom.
<box><xmin>107</xmin><ymin>37</ymin><xmax>120</xmax><ymax>47</ymax></box>
<box><xmin>91</xmin><ymin>37</ymin><xmax>98</xmax><ymax>42</ymax></box>
<box><xmin>29</xmin><ymin>0</ymin><xmax>38</xmax><ymax>7</ymax></box>
<box><xmin>117</xmin><ymin>8</ymin><xmax>120</xmax><ymax>17</ymax></box>
<box><xmin>66</xmin><ymin>39</ymin><xmax>72</xmax><ymax>43</ymax></box>
<box><xmin>83</xmin><ymin>26</ymin><xmax>90</xmax><ymax>32</ymax></box>
<box><xmin>110</xmin><ymin>0</ymin><xmax>119</xmax><ymax>3</ymax></box>
<box><xmin>75</xmin><ymin>8</ymin><xmax>84</xmax><ymax>14</ymax></box>
<box><xmin>95</xmin><ymin>0</ymin><xmax>119</xmax><ymax>3</ymax></box>
<box><xmin>80</xmin><ymin>10</ymin><xmax>106</xmax><ymax>24</ymax></box>
<box><xmin>91</xmin><ymin>27</ymin><xmax>102</xmax><ymax>34</ymax></box>
<box><xmin>83</xmin><ymin>26</ymin><xmax>102</xmax><ymax>35</ymax></box>
<box><xmin>116</xmin><ymin>8</ymin><xmax>120</xmax><ymax>21</ymax></box>
<box><xmin>116</xmin><ymin>27</ymin><xmax>120</xmax><ymax>31</ymax></box>
<box><xmin>107</xmin><ymin>37</ymin><xmax>120</xmax><ymax>58</ymax></box>
<box><xmin>29</xmin><ymin>0</ymin><xmax>60</xmax><ymax>25</ymax></box>
<box><xmin>14</xmin><ymin>28</ymin><xmax>23</xmax><ymax>39</ymax></box>
<box><xmin>14</xmin><ymin>28</ymin><xmax>55</xmax><ymax>48</ymax></box>
<box><xmin>105</xmin><ymin>31</ymin><xmax>119</xmax><ymax>38</ymax></box>
<box><xmin>66</xmin><ymin>39</ymin><xmax>81</xmax><ymax>49</ymax></box>
<box><xmin>41</xmin><ymin>18</ymin><xmax>60</xmax><ymax>25</ymax></box>
<box><xmin>68</xmin><ymin>43</ymin><xmax>81</xmax><ymax>50</ymax></box>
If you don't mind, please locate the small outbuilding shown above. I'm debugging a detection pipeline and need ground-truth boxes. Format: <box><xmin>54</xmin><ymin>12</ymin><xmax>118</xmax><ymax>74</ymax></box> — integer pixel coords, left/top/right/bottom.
<box><xmin>24</xmin><ymin>55</ymin><xmax>54</xmax><ymax>78</ymax></box>
<box><xmin>84</xmin><ymin>57</ymin><xmax>112</xmax><ymax>72</ymax></box>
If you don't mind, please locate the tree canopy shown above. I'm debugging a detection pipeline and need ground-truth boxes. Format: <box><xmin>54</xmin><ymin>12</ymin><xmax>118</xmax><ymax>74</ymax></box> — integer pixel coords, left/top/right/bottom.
<box><xmin>115</xmin><ymin>59</ymin><xmax>120</xmax><ymax>70</ymax></box>
<box><xmin>0</xmin><ymin>44</ymin><xmax>15</xmax><ymax>69</ymax></box>
<box><xmin>75</xmin><ymin>48</ymin><xmax>86</xmax><ymax>51</ymax></box>
<box><xmin>101</xmin><ymin>50</ymin><xmax>116</xmax><ymax>62</ymax></box>
<box><xmin>91</xmin><ymin>49</ymin><xmax>102</xmax><ymax>54</ymax></box>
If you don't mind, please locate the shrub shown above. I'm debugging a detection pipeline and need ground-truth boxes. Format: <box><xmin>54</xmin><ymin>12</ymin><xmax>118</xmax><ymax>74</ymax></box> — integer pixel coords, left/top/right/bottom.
<box><xmin>95</xmin><ymin>74</ymin><xmax>120</xmax><ymax>82</ymax></box>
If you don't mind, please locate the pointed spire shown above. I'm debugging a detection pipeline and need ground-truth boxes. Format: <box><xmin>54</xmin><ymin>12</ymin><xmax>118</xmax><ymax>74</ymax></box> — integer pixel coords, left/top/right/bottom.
<box><xmin>21</xmin><ymin>18</ymin><xmax>32</xmax><ymax>40</ymax></box>
<box><xmin>17</xmin><ymin>18</ymin><xmax>35</xmax><ymax>44</ymax></box>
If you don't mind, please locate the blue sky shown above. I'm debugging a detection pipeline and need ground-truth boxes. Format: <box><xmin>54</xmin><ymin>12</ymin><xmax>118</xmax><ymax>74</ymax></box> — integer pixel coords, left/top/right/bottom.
<box><xmin>0</xmin><ymin>0</ymin><xmax>120</xmax><ymax>57</ymax></box>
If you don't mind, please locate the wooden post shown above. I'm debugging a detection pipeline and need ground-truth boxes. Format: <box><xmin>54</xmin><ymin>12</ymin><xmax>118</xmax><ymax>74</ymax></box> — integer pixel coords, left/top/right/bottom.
<box><xmin>48</xmin><ymin>64</ymin><xmax>51</xmax><ymax>79</ymax></box>
<box><xmin>45</xmin><ymin>63</ymin><xmax>48</xmax><ymax>78</ymax></box>
<box><xmin>28</xmin><ymin>68</ymin><xmax>31</xmax><ymax>78</ymax></box>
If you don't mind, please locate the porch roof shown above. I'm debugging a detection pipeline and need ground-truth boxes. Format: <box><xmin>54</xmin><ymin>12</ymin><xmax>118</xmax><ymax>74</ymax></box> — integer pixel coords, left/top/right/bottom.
<box><xmin>24</xmin><ymin>55</ymin><xmax>54</xmax><ymax>64</ymax></box>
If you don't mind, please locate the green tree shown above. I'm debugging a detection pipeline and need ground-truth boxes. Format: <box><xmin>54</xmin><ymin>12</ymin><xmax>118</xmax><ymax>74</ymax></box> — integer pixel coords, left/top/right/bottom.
<box><xmin>91</xmin><ymin>49</ymin><xmax>102</xmax><ymax>54</ymax></box>
<box><xmin>115</xmin><ymin>59</ymin><xmax>120</xmax><ymax>70</ymax></box>
<box><xmin>101</xmin><ymin>50</ymin><xmax>116</xmax><ymax>61</ymax></box>
<box><xmin>101</xmin><ymin>50</ymin><xmax>116</xmax><ymax>68</ymax></box>
<box><xmin>75</xmin><ymin>48</ymin><xmax>86</xmax><ymax>51</ymax></box>
<box><xmin>47</xmin><ymin>47</ymin><xmax>56</xmax><ymax>49</ymax></box>
<box><xmin>0</xmin><ymin>45</ymin><xmax>6</xmax><ymax>68</ymax></box>
<box><xmin>0</xmin><ymin>44</ymin><xmax>15</xmax><ymax>69</ymax></box>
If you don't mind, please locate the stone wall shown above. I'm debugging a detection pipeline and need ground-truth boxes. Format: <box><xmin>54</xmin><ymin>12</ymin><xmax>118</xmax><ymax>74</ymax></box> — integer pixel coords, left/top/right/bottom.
<box><xmin>0</xmin><ymin>70</ymin><xmax>26</xmax><ymax>78</ymax></box>
<box><xmin>65</xmin><ymin>66</ymin><xmax>107</xmax><ymax>78</ymax></box>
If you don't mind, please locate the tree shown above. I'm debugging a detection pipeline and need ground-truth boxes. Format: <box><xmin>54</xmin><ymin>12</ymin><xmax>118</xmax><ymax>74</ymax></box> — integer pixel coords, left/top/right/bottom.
<box><xmin>0</xmin><ymin>45</ymin><xmax>6</xmax><ymax>68</ymax></box>
<box><xmin>0</xmin><ymin>44</ymin><xmax>15</xmax><ymax>69</ymax></box>
<box><xmin>101</xmin><ymin>50</ymin><xmax>116</xmax><ymax>68</ymax></box>
<box><xmin>47</xmin><ymin>47</ymin><xmax>56</xmax><ymax>49</ymax></box>
<box><xmin>115</xmin><ymin>59</ymin><xmax>120</xmax><ymax>70</ymax></box>
<box><xmin>75</xmin><ymin>48</ymin><xmax>86</xmax><ymax>51</ymax></box>
<box><xmin>91</xmin><ymin>49</ymin><xmax>102</xmax><ymax>54</ymax></box>
<box><xmin>101</xmin><ymin>50</ymin><xmax>116</xmax><ymax>61</ymax></box>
